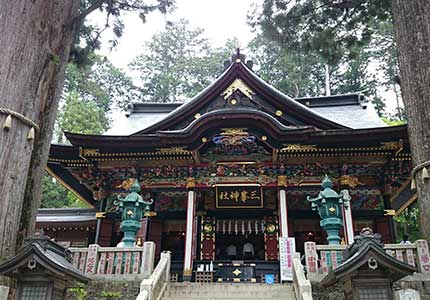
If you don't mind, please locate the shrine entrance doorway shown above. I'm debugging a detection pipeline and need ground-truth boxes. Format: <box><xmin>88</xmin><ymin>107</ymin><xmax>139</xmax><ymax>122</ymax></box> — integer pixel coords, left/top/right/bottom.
<box><xmin>200</xmin><ymin>216</ymin><xmax>279</xmax><ymax>262</ymax></box>
<box><xmin>214</xmin><ymin>219</ymin><xmax>265</xmax><ymax>261</ymax></box>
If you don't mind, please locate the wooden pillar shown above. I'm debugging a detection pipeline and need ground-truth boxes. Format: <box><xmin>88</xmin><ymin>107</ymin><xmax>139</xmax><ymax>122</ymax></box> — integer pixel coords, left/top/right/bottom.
<box><xmin>200</xmin><ymin>216</ymin><xmax>216</xmax><ymax>260</ymax></box>
<box><xmin>148</xmin><ymin>218</ymin><xmax>162</xmax><ymax>261</ymax></box>
<box><xmin>95</xmin><ymin>198</ymin><xmax>106</xmax><ymax>245</ymax></box>
<box><xmin>98</xmin><ymin>218</ymin><xmax>114</xmax><ymax>247</ymax></box>
<box><xmin>183</xmin><ymin>178</ymin><xmax>196</xmax><ymax>280</ymax></box>
<box><xmin>278</xmin><ymin>176</ymin><xmax>289</xmax><ymax>238</ymax></box>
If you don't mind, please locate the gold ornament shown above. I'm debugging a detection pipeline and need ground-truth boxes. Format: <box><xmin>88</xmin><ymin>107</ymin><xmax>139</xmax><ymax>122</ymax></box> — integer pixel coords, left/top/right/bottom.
<box><xmin>339</xmin><ymin>175</ymin><xmax>361</xmax><ymax>188</ymax></box>
<box><xmin>221</xmin><ymin>78</ymin><xmax>254</xmax><ymax>100</ymax></box>
<box><xmin>275</xmin><ymin>110</ymin><xmax>283</xmax><ymax>117</ymax></box>
<box><xmin>277</xmin><ymin>176</ymin><xmax>288</xmax><ymax>187</ymax></box>
<box><xmin>121</xmin><ymin>178</ymin><xmax>135</xmax><ymax>190</ymax></box>
<box><xmin>282</xmin><ymin>144</ymin><xmax>317</xmax><ymax>151</ymax></box>
<box><xmin>186</xmin><ymin>177</ymin><xmax>196</xmax><ymax>189</ymax></box>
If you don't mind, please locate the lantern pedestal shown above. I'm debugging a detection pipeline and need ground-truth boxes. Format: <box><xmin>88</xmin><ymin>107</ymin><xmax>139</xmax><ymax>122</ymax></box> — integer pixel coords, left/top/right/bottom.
<box><xmin>321</xmin><ymin>218</ymin><xmax>343</xmax><ymax>245</ymax></box>
<box><xmin>121</xmin><ymin>219</ymin><xmax>142</xmax><ymax>247</ymax></box>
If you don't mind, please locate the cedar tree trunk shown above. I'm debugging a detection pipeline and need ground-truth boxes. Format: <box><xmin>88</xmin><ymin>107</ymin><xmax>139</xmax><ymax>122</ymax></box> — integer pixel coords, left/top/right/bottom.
<box><xmin>0</xmin><ymin>0</ymin><xmax>80</xmax><ymax>261</ymax></box>
<box><xmin>392</xmin><ymin>0</ymin><xmax>430</xmax><ymax>239</ymax></box>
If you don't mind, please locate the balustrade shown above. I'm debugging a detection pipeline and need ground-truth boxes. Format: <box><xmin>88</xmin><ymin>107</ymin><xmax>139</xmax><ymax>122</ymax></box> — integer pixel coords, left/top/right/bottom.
<box><xmin>304</xmin><ymin>239</ymin><xmax>430</xmax><ymax>280</ymax></box>
<box><xmin>69</xmin><ymin>241</ymin><xmax>156</xmax><ymax>280</ymax></box>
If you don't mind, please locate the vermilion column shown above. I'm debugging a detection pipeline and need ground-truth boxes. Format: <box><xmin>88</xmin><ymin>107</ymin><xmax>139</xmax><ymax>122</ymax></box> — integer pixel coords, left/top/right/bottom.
<box><xmin>278</xmin><ymin>176</ymin><xmax>289</xmax><ymax>237</ymax></box>
<box><xmin>183</xmin><ymin>178</ymin><xmax>196</xmax><ymax>280</ymax></box>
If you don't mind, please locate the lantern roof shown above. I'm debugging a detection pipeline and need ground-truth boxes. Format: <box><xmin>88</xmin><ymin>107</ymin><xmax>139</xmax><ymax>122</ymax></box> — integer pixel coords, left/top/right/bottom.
<box><xmin>0</xmin><ymin>231</ymin><xmax>89</xmax><ymax>283</ymax></box>
<box><xmin>321</xmin><ymin>228</ymin><xmax>416</xmax><ymax>286</ymax></box>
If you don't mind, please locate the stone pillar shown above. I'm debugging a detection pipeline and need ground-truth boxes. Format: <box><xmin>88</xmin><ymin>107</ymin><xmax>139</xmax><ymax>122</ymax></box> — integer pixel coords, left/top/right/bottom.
<box><xmin>340</xmin><ymin>190</ymin><xmax>354</xmax><ymax>245</ymax></box>
<box><xmin>0</xmin><ymin>286</ymin><xmax>9</xmax><ymax>300</ymax></box>
<box><xmin>278</xmin><ymin>176</ymin><xmax>289</xmax><ymax>237</ymax></box>
<box><xmin>183</xmin><ymin>178</ymin><xmax>196</xmax><ymax>280</ymax></box>
<box><xmin>141</xmin><ymin>241</ymin><xmax>156</xmax><ymax>278</ymax></box>
<box><xmin>85</xmin><ymin>244</ymin><xmax>99</xmax><ymax>274</ymax></box>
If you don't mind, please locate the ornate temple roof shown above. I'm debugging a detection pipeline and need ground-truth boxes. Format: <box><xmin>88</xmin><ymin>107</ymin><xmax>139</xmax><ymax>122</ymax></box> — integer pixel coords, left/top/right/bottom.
<box><xmin>46</xmin><ymin>50</ymin><xmax>410</xmax><ymax>206</ymax></box>
<box><xmin>105</xmin><ymin>94</ymin><xmax>385</xmax><ymax>136</ymax></box>
<box><xmin>104</xmin><ymin>51</ymin><xmax>385</xmax><ymax>136</ymax></box>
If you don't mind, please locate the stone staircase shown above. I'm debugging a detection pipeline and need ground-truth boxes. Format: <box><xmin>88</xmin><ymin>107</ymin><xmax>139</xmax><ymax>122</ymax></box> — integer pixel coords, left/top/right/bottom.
<box><xmin>160</xmin><ymin>282</ymin><xmax>296</xmax><ymax>300</ymax></box>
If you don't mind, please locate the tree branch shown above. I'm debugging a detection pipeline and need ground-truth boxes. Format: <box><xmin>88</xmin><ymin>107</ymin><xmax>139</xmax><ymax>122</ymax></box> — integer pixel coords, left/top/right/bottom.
<box><xmin>73</xmin><ymin>0</ymin><xmax>106</xmax><ymax>26</ymax></box>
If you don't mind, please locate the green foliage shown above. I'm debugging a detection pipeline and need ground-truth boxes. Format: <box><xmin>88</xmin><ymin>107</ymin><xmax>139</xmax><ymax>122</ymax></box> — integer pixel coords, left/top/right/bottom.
<box><xmin>70</xmin><ymin>0</ymin><xmax>175</xmax><ymax>66</ymax></box>
<box><xmin>68</xmin><ymin>283</ymin><xmax>88</xmax><ymax>300</ymax></box>
<box><xmin>394</xmin><ymin>207</ymin><xmax>422</xmax><ymax>242</ymax></box>
<box><xmin>101</xmin><ymin>291</ymin><xmax>122</xmax><ymax>299</ymax></box>
<box><xmin>248</xmin><ymin>33</ymin><xmax>386</xmax><ymax>112</ymax></box>
<box><xmin>130</xmin><ymin>19</ymin><xmax>236</xmax><ymax>102</ymax></box>
<box><xmin>252</xmin><ymin>0</ymin><xmax>402</xmax><ymax>117</ymax></box>
<box><xmin>55</xmin><ymin>91</ymin><xmax>108</xmax><ymax>143</ymax></box>
<box><xmin>248</xmin><ymin>34</ymin><xmax>326</xmax><ymax>97</ymax></box>
<box><xmin>252</xmin><ymin>0</ymin><xmax>391</xmax><ymax>65</ymax></box>
<box><xmin>41</xmin><ymin>172</ymin><xmax>88</xmax><ymax>208</ymax></box>
<box><xmin>65</xmin><ymin>55</ymin><xmax>142</xmax><ymax>112</ymax></box>
<box><xmin>381</xmin><ymin>117</ymin><xmax>406</xmax><ymax>126</ymax></box>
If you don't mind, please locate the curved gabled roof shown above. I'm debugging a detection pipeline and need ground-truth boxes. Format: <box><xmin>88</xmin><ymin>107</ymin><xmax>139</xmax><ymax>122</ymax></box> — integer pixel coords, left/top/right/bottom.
<box><xmin>134</xmin><ymin>51</ymin><xmax>347</xmax><ymax>135</ymax></box>
<box><xmin>0</xmin><ymin>233</ymin><xmax>89</xmax><ymax>283</ymax></box>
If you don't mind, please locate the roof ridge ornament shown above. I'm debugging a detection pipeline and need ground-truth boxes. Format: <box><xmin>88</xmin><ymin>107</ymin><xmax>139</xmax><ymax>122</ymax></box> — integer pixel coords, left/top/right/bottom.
<box><xmin>223</xmin><ymin>48</ymin><xmax>254</xmax><ymax>70</ymax></box>
<box><xmin>232</xmin><ymin>48</ymin><xmax>245</xmax><ymax>63</ymax></box>
<box><xmin>221</xmin><ymin>78</ymin><xmax>254</xmax><ymax>100</ymax></box>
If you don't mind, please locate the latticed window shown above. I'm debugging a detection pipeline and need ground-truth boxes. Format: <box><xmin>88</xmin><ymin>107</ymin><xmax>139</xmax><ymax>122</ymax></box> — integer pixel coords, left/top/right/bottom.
<box><xmin>357</xmin><ymin>287</ymin><xmax>390</xmax><ymax>300</ymax></box>
<box><xmin>20</xmin><ymin>284</ymin><xmax>48</xmax><ymax>300</ymax></box>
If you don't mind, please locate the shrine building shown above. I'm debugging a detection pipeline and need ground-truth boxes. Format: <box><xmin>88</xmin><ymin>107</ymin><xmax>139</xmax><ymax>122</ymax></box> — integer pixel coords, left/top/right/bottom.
<box><xmin>41</xmin><ymin>50</ymin><xmax>415</xmax><ymax>280</ymax></box>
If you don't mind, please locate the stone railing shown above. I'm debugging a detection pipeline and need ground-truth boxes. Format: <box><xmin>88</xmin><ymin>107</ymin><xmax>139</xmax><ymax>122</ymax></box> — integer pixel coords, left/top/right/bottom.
<box><xmin>292</xmin><ymin>253</ymin><xmax>313</xmax><ymax>300</ymax></box>
<box><xmin>136</xmin><ymin>251</ymin><xmax>171</xmax><ymax>300</ymax></box>
<box><xmin>304</xmin><ymin>239</ymin><xmax>430</xmax><ymax>280</ymax></box>
<box><xmin>69</xmin><ymin>242</ymin><xmax>156</xmax><ymax>281</ymax></box>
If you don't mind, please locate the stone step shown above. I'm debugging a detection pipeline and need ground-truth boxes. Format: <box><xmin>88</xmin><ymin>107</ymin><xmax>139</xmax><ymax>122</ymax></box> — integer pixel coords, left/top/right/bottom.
<box><xmin>165</xmin><ymin>283</ymin><xmax>293</xmax><ymax>289</ymax></box>
<box><xmin>163</xmin><ymin>292</ymin><xmax>294</xmax><ymax>297</ymax></box>
<box><xmin>160</xmin><ymin>283</ymin><xmax>296</xmax><ymax>300</ymax></box>
<box><xmin>162</xmin><ymin>298</ymin><xmax>294</xmax><ymax>300</ymax></box>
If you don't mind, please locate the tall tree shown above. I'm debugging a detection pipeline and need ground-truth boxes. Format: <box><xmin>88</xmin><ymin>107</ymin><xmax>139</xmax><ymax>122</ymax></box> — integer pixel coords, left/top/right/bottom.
<box><xmin>251</xmin><ymin>0</ymin><xmax>399</xmax><ymax>117</ymax></box>
<box><xmin>40</xmin><ymin>174</ymin><xmax>88</xmax><ymax>208</ymax></box>
<box><xmin>55</xmin><ymin>91</ymin><xmax>109</xmax><ymax>143</ymax></box>
<box><xmin>248</xmin><ymin>34</ymin><xmax>385</xmax><ymax>115</ymax></box>
<box><xmin>64</xmin><ymin>55</ymin><xmax>143</xmax><ymax>112</ymax></box>
<box><xmin>0</xmin><ymin>1</ymin><xmax>80</xmax><ymax>264</ymax></box>
<box><xmin>0</xmin><ymin>0</ymin><xmax>173</xmax><ymax>264</ymax></box>
<box><xmin>391</xmin><ymin>0</ymin><xmax>430</xmax><ymax>239</ymax></box>
<box><xmin>248</xmin><ymin>35</ymin><xmax>326</xmax><ymax>97</ymax></box>
<box><xmin>130</xmin><ymin>19</ymin><xmax>236</xmax><ymax>102</ymax></box>
<box><xmin>254</xmin><ymin>0</ymin><xmax>430</xmax><ymax>239</ymax></box>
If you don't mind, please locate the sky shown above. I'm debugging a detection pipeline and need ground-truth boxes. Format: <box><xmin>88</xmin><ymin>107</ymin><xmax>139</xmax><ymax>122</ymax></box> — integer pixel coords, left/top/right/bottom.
<box><xmin>92</xmin><ymin>0</ymin><xmax>262</xmax><ymax>70</ymax></box>
<box><xmin>89</xmin><ymin>0</ymin><xmax>399</xmax><ymax>115</ymax></box>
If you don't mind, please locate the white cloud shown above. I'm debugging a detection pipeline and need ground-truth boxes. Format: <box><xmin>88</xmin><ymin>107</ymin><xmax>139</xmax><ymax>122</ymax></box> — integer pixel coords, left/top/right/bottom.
<box><xmin>90</xmin><ymin>0</ymin><xmax>262</xmax><ymax>70</ymax></box>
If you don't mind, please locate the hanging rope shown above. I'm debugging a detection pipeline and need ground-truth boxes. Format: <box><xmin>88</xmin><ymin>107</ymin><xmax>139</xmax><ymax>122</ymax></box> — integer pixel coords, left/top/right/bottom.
<box><xmin>410</xmin><ymin>160</ymin><xmax>430</xmax><ymax>190</ymax></box>
<box><xmin>412</xmin><ymin>160</ymin><xmax>430</xmax><ymax>177</ymax></box>
<box><xmin>0</xmin><ymin>107</ymin><xmax>39</xmax><ymax>131</ymax></box>
<box><xmin>1</xmin><ymin>107</ymin><xmax>39</xmax><ymax>140</ymax></box>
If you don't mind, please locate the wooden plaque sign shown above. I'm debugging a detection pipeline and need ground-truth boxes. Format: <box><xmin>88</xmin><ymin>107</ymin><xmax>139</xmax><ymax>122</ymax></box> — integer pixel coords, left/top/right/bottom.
<box><xmin>215</xmin><ymin>184</ymin><xmax>263</xmax><ymax>208</ymax></box>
